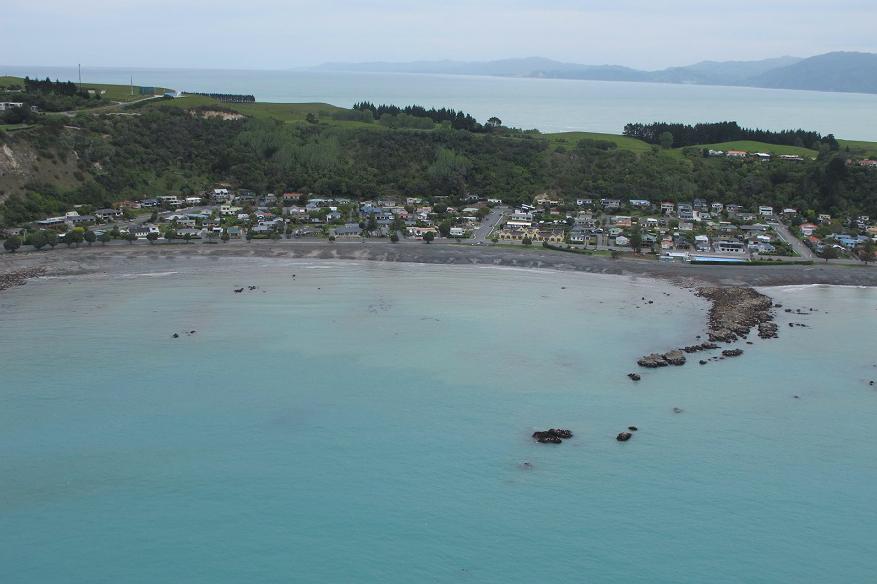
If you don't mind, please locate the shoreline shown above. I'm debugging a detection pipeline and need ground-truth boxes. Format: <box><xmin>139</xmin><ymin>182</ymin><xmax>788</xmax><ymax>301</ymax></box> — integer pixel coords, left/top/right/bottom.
<box><xmin>3</xmin><ymin>241</ymin><xmax>877</xmax><ymax>288</ymax></box>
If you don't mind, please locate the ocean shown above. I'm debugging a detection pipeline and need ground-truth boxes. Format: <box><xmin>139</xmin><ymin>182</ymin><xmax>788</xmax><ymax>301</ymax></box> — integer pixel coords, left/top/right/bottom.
<box><xmin>3</xmin><ymin>65</ymin><xmax>877</xmax><ymax>139</ymax></box>
<box><xmin>1</xmin><ymin>259</ymin><xmax>876</xmax><ymax>583</ymax></box>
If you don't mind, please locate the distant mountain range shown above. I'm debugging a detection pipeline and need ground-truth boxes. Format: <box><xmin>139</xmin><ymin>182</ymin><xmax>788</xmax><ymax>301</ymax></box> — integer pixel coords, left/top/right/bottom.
<box><xmin>313</xmin><ymin>52</ymin><xmax>877</xmax><ymax>94</ymax></box>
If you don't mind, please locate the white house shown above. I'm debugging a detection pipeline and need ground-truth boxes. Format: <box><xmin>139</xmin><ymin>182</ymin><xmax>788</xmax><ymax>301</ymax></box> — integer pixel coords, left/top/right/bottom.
<box><xmin>758</xmin><ymin>206</ymin><xmax>774</xmax><ymax>217</ymax></box>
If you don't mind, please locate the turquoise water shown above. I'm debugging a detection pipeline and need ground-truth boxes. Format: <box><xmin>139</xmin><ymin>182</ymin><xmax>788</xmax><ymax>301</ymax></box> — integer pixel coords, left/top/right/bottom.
<box><xmin>2</xmin><ymin>260</ymin><xmax>876</xmax><ymax>583</ymax></box>
<box><xmin>4</xmin><ymin>65</ymin><xmax>877</xmax><ymax>139</ymax></box>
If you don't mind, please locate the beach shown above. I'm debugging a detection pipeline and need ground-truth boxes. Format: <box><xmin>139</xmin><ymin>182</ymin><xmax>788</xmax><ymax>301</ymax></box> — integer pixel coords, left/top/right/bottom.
<box><xmin>3</xmin><ymin>240</ymin><xmax>877</xmax><ymax>289</ymax></box>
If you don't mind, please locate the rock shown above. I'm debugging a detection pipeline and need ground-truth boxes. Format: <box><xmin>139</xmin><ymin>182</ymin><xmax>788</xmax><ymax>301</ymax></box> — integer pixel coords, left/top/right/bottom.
<box><xmin>673</xmin><ymin>407</ymin><xmax>684</xmax><ymax>414</ymax></box>
<box><xmin>638</xmin><ymin>353</ymin><xmax>668</xmax><ymax>368</ymax></box>
<box><xmin>532</xmin><ymin>428</ymin><xmax>573</xmax><ymax>443</ymax></box>
<box><xmin>234</xmin><ymin>288</ymin><xmax>244</xmax><ymax>293</ymax></box>
<box><xmin>722</xmin><ymin>348</ymin><xmax>744</xmax><ymax>358</ymax></box>
<box><xmin>699</xmin><ymin>360</ymin><xmax>707</xmax><ymax>365</ymax></box>
<box><xmin>628</xmin><ymin>426</ymin><xmax>638</xmax><ymax>432</ymax></box>
<box><xmin>190</xmin><ymin>330</ymin><xmax>196</xmax><ymax>334</ymax></box>
<box><xmin>663</xmin><ymin>350</ymin><xmax>686</xmax><ymax>366</ymax></box>
<box><xmin>518</xmin><ymin>461</ymin><xmax>534</xmax><ymax>470</ymax></box>
<box><xmin>616</xmin><ymin>432</ymin><xmax>633</xmax><ymax>442</ymax></box>
<box><xmin>628</xmin><ymin>373</ymin><xmax>641</xmax><ymax>381</ymax></box>
<box><xmin>172</xmin><ymin>333</ymin><xmax>179</xmax><ymax>338</ymax></box>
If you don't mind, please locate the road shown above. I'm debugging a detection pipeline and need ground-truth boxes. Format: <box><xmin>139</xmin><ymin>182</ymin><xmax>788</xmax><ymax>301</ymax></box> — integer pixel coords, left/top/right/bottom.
<box><xmin>772</xmin><ymin>221</ymin><xmax>814</xmax><ymax>260</ymax></box>
<box><xmin>472</xmin><ymin>206</ymin><xmax>506</xmax><ymax>243</ymax></box>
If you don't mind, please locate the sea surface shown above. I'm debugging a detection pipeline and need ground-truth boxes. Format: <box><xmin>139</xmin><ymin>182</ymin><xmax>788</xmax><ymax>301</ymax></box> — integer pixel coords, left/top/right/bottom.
<box><xmin>4</xmin><ymin>65</ymin><xmax>877</xmax><ymax>139</ymax></box>
<box><xmin>1</xmin><ymin>259</ymin><xmax>876</xmax><ymax>583</ymax></box>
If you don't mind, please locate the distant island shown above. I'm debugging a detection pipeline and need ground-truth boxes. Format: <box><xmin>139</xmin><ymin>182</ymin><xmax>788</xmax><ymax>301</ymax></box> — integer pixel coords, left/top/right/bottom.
<box><xmin>312</xmin><ymin>51</ymin><xmax>877</xmax><ymax>95</ymax></box>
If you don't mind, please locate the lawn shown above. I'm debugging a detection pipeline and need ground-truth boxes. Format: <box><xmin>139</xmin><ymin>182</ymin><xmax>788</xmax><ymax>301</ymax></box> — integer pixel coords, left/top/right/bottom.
<box><xmin>0</xmin><ymin>75</ymin><xmax>170</xmax><ymax>103</ymax></box>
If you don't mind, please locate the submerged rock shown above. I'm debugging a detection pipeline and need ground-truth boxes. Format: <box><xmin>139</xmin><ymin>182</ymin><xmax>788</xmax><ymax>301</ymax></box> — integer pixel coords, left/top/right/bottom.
<box><xmin>628</xmin><ymin>373</ymin><xmax>641</xmax><ymax>381</ymax></box>
<box><xmin>672</xmin><ymin>407</ymin><xmax>684</xmax><ymax>414</ymax></box>
<box><xmin>628</xmin><ymin>426</ymin><xmax>638</xmax><ymax>432</ymax></box>
<box><xmin>722</xmin><ymin>348</ymin><xmax>744</xmax><ymax>358</ymax></box>
<box><xmin>616</xmin><ymin>432</ymin><xmax>633</xmax><ymax>442</ymax></box>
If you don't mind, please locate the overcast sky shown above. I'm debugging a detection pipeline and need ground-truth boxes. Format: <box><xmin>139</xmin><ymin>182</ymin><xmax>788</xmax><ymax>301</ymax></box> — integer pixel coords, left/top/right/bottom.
<box><xmin>4</xmin><ymin>0</ymin><xmax>875</xmax><ymax>70</ymax></box>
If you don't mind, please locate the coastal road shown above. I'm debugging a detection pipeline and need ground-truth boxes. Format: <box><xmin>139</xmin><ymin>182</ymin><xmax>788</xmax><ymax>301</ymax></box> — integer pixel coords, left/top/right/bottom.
<box><xmin>773</xmin><ymin>222</ymin><xmax>814</xmax><ymax>260</ymax></box>
<box><xmin>473</xmin><ymin>207</ymin><xmax>506</xmax><ymax>244</ymax></box>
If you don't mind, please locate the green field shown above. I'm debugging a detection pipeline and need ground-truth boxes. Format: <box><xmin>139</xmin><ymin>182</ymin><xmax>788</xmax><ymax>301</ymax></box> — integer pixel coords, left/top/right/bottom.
<box><xmin>545</xmin><ymin>131</ymin><xmax>654</xmax><ymax>154</ymax></box>
<box><xmin>838</xmin><ymin>139</ymin><xmax>877</xmax><ymax>158</ymax></box>
<box><xmin>0</xmin><ymin>75</ymin><xmax>169</xmax><ymax>103</ymax></box>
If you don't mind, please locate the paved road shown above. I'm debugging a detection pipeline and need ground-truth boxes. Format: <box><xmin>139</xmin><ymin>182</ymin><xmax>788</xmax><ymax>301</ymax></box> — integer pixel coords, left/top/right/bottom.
<box><xmin>472</xmin><ymin>206</ymin><xmax>506</xmax><ymax>243</ymax></box>
<box><xmin>772</xmin><ymin>221</ymin><xmax>814</xmax><ymax>260</ymax></box>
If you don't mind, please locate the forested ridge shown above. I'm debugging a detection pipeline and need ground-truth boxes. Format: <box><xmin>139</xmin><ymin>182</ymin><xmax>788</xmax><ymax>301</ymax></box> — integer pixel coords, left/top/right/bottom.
<box><xmin>1</xmin><ymin>105</ymin><xmax>875</xmax><ymax>226</ymax></box>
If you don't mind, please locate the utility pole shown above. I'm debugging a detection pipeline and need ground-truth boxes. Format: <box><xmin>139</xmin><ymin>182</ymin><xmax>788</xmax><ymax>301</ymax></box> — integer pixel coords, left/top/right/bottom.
<box><xmin>131</xmin><ymin>75</ymin><xmax>134</xmax><ymax>96</ymax></box>
<box><xmin>78</xmin><ymin>64</ymin><xmax>82</xmax><ymax>91</ymax></box>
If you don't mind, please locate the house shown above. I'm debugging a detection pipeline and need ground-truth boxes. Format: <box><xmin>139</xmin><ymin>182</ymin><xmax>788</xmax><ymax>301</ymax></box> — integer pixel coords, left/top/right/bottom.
<box><xmin>628</xmin><ymin>199</ymin><xmax>651</xmax><ymax>209</ymax></box>
<box><xmin>449</xmin><ymin>227</ymin><xmax>465</xmax><ymax>237</ymax></box>
<box><xmin>754</xmin><ymin>152</ymin><xmax>771</xmax><ymax>161</ymax></box>
<box><xmin>611</xmin><ymin>216</ymin><xmax>632</xmax><ymax>228</ymax></box>
<box><xmin>601</xmin><ymin>199</ymin><xmax>621</xmax><ymax>210</ymax></box>
<box><xmin>614</xmin><ymin>235</ymin><xmax>630</xmax><ymax>247</ymax></box>
<box><xmin>711</xmin><ymin>202</ymin><xmax>724</xmax><ymax>214</ymax></box>
<box><xmin>333</xmin><ymin>224</ymin><xmax>362</xmax><ymax>237</ymax></box>
<box><xmin>407</xmin><ymin>226</ymin><xmax>439</xmax><ymax>239</ymax></box>
<box><xmin>692</xmin><ymin>198</ymin><xmax>708</xmax><ymax>211</ymax></box>
<box><xmin>660</xmin><ymin>202</ymin><xmax>676</xmax><ymax>215</ymax></box>
<box><xmin>800</xmin><ymin>223</ymin><xmax>818</xmax><ymax>236</ymax></box>
<box><xmin>725</xmin><ymin>204</ymin><xmax>742</xmax><ymax>216</ymax></box>
<box><xmin>487</xmin><ymin>198</ymin><xmax>503</xmax><ymax>205</ymax></box>
<box><xmin>716</xmin><ymin>241</ymin><xmax>747</xmax><ymax>254</ymax></box>
<box><xmin>758</xmin><ymin>206</ymin><xmax>774</xmax><ymax>217</ymax></box>
<box><xmin>212</xmin><ymin>188</ymin><xmax>231</xmax><ymax>201</ymax></box>
<box><xmin>779</xmin><ymin>154</ymin><xmax>804</xmax><ymax>162</ymax></box>
<box><xmin>569</xmin><ymin>226</ymin><xmax>589</xmax><ymax>243</ymax></box>
<box><xmin>677</xmin><ymin>205</ymin><xmax>694</xmax><ymax>221</ymax></box>
<box><xmin>185</xmin><ymin>196</ymin><xmax>203</xmax><ymax>205</ymax></box>
<box><xmin>140</xmin><ymin>198</ymin><xmax>160</xmax><ymax>208</ymax></box>
<box><xmin>221</xmin><ymin>205</ymin><xmax>244</xmax><ymax>216</ymax></box>
<box><xmin>677</xmin><ymin>222</ymin><xmax>694</xmax><ymax>232</ymax></box>
<box><xmin>818</xmin><ymin>214</ymin><xmax>832</xmax><ymax>224</ymax></box>
<box><xmin>707</xmin><ymin>150</ymin><xmax>724</xmax><ymax>157</ymax></box>
<box><xmin>694</xmin><ymin>234</ymin><xmax>710</xmax><ymax>251</ymax></box>
<box><xmin>576</xmin><ymin>199</ymin><xmax>594</xmax><ymax>207</ymax></box>
<box><xmin>608</xmin><ymin>227</ymin><xmax>624</xmax><ymax>237</ymax></box>
<box><xmin>130</xmin><ymin>224</ymin><xmax>160</xmax><ymax>239</ymax></box>
<box><xmin>0</xmin><ymin>102</ymin><xmax>25</xmax><ymax>111</ymax></box>
<box><xmin>738</xmin><ymin>213</ymin><xmax>757</xmax><ymax>222</ymax></box>
<box><xmin>95</xmin><ymin>208</ymin><xmax>123</xmax><ymax>221</ymax></box>
<box><xmin>225</xmin><ymin>226</ymin><xmax>242</xmax><ymax>239</ymax></box>
<box><xmin>283</xmin><ymin>206</ymin><xmax>307</xmax><ymax>219</ymax></box>
<box><xmin>66</xmin><ymin>214</ymin><xmax>95</xmax><ymax>225</ymax></box>
<box><xmin>726</xmin><ymin>150</ymin><xmax>748</xmax><ymax>158</ymax></box>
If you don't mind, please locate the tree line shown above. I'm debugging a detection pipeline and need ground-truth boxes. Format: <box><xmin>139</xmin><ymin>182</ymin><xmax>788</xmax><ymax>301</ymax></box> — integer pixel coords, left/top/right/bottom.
<box><xmin>189</xmin><ymin>93</ymin><xmax>255</xmax><ymax>103</ymax></box>
<box><xmin>623</xmin><ymin>121</ymin><xmax>839</xmax><ymax>150</ymax></box>
<box><xmin>353</xmin><ymin>102</ymin><xmax>486</xmax><ymax>132</ymax></box>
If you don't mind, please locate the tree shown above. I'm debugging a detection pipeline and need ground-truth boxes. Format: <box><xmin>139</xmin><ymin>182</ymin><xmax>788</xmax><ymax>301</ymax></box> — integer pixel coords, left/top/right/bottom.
<box><xmin>629</xmin><ymin>226</ymin><xmax>643</xmax><ymax>253</ymax></box>
<box><xmin>486</xmin><ymin>116</ymin><xmax>502</xmax><ymax>129</ymax></box>
<box><xmin>522</xmin><ymin>236</ymin><xmax>532</xmax><ymax>246</ymax></box>
<box><xmin>4</xmin><ymin>236</ymin><xmax>21</xmax><ymax>253</ymax></box>
<box><xmin>146</xmin><ymin>231</ymin><xmax>159</xmax><ymax>244</ymax></box>
<box><xmin>245</xmin><ymin>229</ymin><xmax>254</xmax><ymax>242</ymax></box>
<box><xmin>438</xmin><ymin>220</ymin><xmax>452</xmax><ymax>237</ymax></box>
<box><xmin>659</xmin><ymin>131</ymin><xmax>674</xmax><ymax>149</ymax></box>
<box><xmin>821</xmin><ymin>245</ymin><xmax>839</xmax><ymax>262</ymax></box>
<box><xmin>423</xmin><ymin>231</ymin><xmax>435</xmax><ymax>244</ymax></box>
<box><xmin>98</xmin><ymin>232</ymin><xmax>112</xmax><ymax>245</ymax></box>
<box><xmin>390</xmin><ymin>232</ymin><xmax>399</xmax><ymax>243</ymax></box>
<box><xmin>221</xmin><ymin>231</ymin><xmax>230</xmax><ymax>243</ymax></box>
<box><xmin>306</xmin><ymin>112</ymin><xmax>319</xmax><ymax>124</ymax></box>
<box><xmin>84</xmin><ymin>230</ymin><xmax>97</xmax><ymax>246</ymax></box>
<box><xmin>125</xmin><ymin>232</ymin><xmax>137</xmax><ymax>244</ymax></box>
<box><xmin>859</xmin><ymin>239</ymin><xmax>875</xmax><ymax>264</ymax></box>
<box><xmin>45</xmin><ymin>231</ymin><xmax>59</xmax><ymax>248</ymax></box>
<box><xmin>183</xmin><ymin>233</ymin><xmax>193</xmax><ymax>244</ymax></box>
<box><xmin>66</xmin><ymin>230</ymin><xmax>84</xmax><ymax>247</ymax></box>
<box><xmin>164</xmin><ymin>227</ymin><xmax>176</xmax><ymax>241</ymax></box>
<box><xmin>328</xmin><ymin>235</ymin><xmax>336</xmax><ymax>242</ymax></box>
<box><xmin>30</xmin><ymin>231</ymin><xmax>48</xmax><ymax>250</ymax></box>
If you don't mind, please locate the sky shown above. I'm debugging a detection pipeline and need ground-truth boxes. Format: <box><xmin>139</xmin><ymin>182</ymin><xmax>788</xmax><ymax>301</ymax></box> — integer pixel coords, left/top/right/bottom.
<box><xmin>3</xmin><ymin>0</ymin><xmax>875</xmax><ymax>70</ymax></box>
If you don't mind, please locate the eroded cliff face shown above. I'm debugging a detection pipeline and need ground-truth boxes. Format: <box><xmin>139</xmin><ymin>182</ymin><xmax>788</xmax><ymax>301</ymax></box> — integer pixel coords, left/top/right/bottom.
<box><xmin>0</xmin><ymin>133</ymin><xmax>87</xmax><ymax>204</ymax></box>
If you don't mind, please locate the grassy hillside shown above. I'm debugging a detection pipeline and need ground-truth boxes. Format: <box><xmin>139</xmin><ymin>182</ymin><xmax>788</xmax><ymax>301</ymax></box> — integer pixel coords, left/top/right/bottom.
<box><xmin>545</xmin><ymin>131</ymin><xmax>654</xmax><ymax>154</ymax></box>
<box><xmin>838</xmin><ymin>139</ymin><xmax>877</xmax><ymax>158</ymax></box>
<box><xmin>1</xmin><ymin>75</ymin><xmax>169</xmax><ymax>103</ymax></box>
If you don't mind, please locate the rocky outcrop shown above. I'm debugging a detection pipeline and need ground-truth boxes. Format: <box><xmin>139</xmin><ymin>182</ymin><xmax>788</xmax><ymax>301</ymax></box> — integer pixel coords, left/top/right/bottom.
<box><xmin>0</xmin><ymin>267</ymin><xmax>45</xmax><ymax>292</ymax></box>
<box><xmin>616</xmin><ymin>432</ymin><xmax>633</xmax><ymax>442</ymax></box>
<box><xmin>722</xmin><ymin>348</ymin><xmax>744</xmax><ymax>357</ymax></box>
<box><xmin>532</xmin><ymin>428</ymin><xmax>573</xmax><ymax>444</ymax></box>
<box><xmin>638</xmin><ymin>350</ymin><xmax>686</xmax><ymax>368</ymax></box>
<box><xmin>628</xmin><ymin>373</ymin><xmax>641</xmax><ymax>381</ymax></box>
<box><xmin>758</xmin><ymin>322</ymin><xmax>779</xmax><ymax>339</ymax></box>
<box><xmin>696</xmin><ymin>287</ymin><xmax>776</xmax><ymax>343</ymax></box>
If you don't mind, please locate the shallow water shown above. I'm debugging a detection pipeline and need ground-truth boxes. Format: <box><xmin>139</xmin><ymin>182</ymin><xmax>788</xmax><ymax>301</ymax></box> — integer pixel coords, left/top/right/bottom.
<box><xmin>1</xmin><ymin>260</ymin><xmax>876</xmax><ymax>583</ymax></box>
